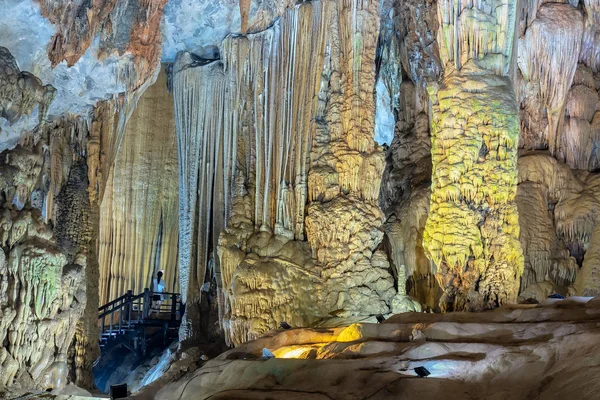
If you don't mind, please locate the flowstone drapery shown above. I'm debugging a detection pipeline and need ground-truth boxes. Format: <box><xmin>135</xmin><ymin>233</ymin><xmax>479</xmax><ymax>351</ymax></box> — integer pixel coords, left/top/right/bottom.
<box><xmin>174</xmin><ymin>55</ymin><xmax>229</xmax><ymax>341</ymax></box>
<box><xmin>423</xmin><ymin>1</ymin><xmax>524</xmax><ymax>311</ymax></box>
<box><xmin>98</xmin><ymin>68</ymin><xmax>179</xmax><ymax>306</ymax></box>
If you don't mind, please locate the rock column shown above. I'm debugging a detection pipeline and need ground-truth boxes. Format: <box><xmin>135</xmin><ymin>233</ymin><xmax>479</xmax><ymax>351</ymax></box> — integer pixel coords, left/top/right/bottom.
<box><xmin>423</xmin><ymin>1</ymin><xmax>524</xmax><ymax>311</ymax></box>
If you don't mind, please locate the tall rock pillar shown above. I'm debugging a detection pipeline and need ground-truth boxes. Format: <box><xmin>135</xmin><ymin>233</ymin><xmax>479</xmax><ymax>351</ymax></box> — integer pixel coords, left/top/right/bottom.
<box><xmin>423</xmin><ymin>1</ymin><xmax>524</xmax><ymax>311</ymax></box>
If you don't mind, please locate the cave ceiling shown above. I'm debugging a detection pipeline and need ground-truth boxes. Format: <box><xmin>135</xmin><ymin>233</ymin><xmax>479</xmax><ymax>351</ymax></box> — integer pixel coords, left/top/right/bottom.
<box><xmin>0</xmin><ymin>0</ymin><xmax>292</xmax><ymax>152</ymax></box>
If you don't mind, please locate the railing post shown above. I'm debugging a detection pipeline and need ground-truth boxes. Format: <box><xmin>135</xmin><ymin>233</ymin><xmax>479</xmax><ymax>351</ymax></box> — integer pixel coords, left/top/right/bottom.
<box><xmin>137</xmin><ymin>295</ymin><xmax>142</xmax><ymax>322</ymax></box>
<box><xmin>117</xmin><ymin>299</ymin><xmax>124</xmax><ymax>335</ymax></box>
<box><xmin>109</xmin><ymin>307</ymin><xmax>114</xmax><ymax>336</ymax></box>
<box><xmin>162</xmin><ymin>322</ymin><xmax>168</xmax><ymax>346</ymax></box>
<box><xmin>141</xmin><ymin>326</ymin><xmax>147</xmax><ymax>356</ymax></box>
<box><xmin>143</xmin><ymin>288</ymin><xmax>150</xmax><ymax>319</ymax></box>
<box><xmin>125</xmin><ymin>290</ymin><xmax>133</xmax><ymax>327</ymax></box>
<box><xmin>170</xmin><ymin>294</ymin><xmax>177</xmax><ymax>321</ymax></box>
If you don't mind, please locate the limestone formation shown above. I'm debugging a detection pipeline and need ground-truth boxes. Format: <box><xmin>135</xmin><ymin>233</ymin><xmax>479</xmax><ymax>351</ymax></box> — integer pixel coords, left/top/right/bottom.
<box><xmin>172</xmin><ymin>0</ymin><xmax>397</xmax><ymax>346</ymax></box>
<box><xmin>0</xmin><ymin>47</ymin><xmax>56</xmax><ymax>134</ymax></box>
<box><xmin>6</xmin><ymin>0</ymin><xmax>600</xmax><ymax>396</ymax></box>
<box><xmin>174</xmin><ymin>54</ymin><xmax>230</xmax><ymax>341</ymax></box>
<box><xmin>0</xmin><ymin>141</ymin><xmax>88</xmax><ymax>390</ymax></box>
<box><xmin>98</xmin><ymin>68</ymin><xmax>179</xmax><ymax>306</ymax></box>
<box><xmin>423</xmin><ymin>0</ymin><xmax>524</xmax><ymax>311</ymax></box>
<box><xmin>518</xmin><ymin>4</ymin><xmax>584</xmax><ymax>157</ymax></box>
<box><xmin>0</xmin><ymin>44</ymin><xmax>157</xmax><ymax>389</ymax></box>
<box><xmin>0</xmin><ymin>49</ymin><xmax>90</xmax><ymax>390</ymax></box>
<box><xmin>378</xmin><ymin>0</ymin><xmax>440</xmax><ymax>311</ymax></box>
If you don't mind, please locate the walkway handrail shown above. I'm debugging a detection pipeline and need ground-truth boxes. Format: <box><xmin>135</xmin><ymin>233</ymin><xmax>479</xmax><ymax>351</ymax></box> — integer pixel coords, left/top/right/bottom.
<box><xmin>98</xmin><ymin>291</ymin><xmax>180</xmax><ymax>314</ymax></box>
<box><xmin>98</xmin><ymin>289</ymin><xmax>181</xmax><ymax>342</ymax></box>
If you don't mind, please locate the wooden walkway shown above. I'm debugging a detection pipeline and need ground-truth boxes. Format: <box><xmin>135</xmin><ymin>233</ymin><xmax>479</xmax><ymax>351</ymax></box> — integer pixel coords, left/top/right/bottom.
<box><xmin>98</xmin><ymin>289</ymin><xmax>182</xmax><ymax>356</ymax></box>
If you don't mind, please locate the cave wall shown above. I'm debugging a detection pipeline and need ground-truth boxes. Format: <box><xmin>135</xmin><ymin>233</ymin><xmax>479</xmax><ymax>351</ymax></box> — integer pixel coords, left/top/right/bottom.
<box><xmin>0</xmin><ymin>0</ymin><xmax>177</xmax><ymax>391</ymax></box>
<box><xmin>514</xmin><ymin>0</ymin><xmax>600</xmax><ymax>299</ymax></box>
<box><xmin>170</xmin><ymin>0</ymin><xmax>600</xmax><ymax>340</ymax></box>
<box><xmin>0</xmin><ymin>48</ymin><xmax>91</xmax><ymax>390</ymax></box>
<box><xmin>36</xmin><ymin>0</ymin><xmax>168</xmax><ymax>90</ymax></box>
<box><xmin>0</xmin><ymin>35</ymin><xmax>165</xmax><ymax>388</ymax></box>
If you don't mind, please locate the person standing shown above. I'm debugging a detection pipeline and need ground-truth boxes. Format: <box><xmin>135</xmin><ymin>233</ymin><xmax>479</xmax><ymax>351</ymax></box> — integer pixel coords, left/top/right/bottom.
<box><xmin>150</xmin><ymin>270</ymin><xmax>165</xmax><ymax>318</ymax></box>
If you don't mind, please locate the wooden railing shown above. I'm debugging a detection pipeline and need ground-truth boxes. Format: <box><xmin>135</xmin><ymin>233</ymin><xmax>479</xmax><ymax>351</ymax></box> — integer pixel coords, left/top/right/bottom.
<box><xmin>98</xmin><ymin>288</ymin><xmax>181</xmax><ymax>345</ymax></box>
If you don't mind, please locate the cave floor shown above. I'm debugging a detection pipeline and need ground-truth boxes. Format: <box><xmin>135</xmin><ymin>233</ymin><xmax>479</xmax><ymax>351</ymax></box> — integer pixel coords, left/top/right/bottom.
<box><xmin>126</xmin><ymin>298</ymin><xmax>600</xmax><ymax>400</ymax></box>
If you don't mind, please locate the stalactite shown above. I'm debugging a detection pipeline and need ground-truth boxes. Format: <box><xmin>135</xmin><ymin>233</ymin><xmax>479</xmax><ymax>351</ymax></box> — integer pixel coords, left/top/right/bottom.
<box><xmin>518</xmin><ymin>4</ymin><xmax>583</xmax><ymax>155</ymax></box>
<box><xmin>174</xmin><ymin>0</ymin><xmax>396</xmax><ymax>345</ymax></box>
<box><xmin>580</xmin><ymin>18</ymin><xmax>600</xmax><ymax>73</ymax></box>
<box><xmin>0</xmin><ymin>47</ymin><xmax>56</xmax><ymax>137</ymax></box>
<box><xmin>436</xmin><ymin>0</ymin><xmax>516</xmax><ymax>75</ymax></box>
<box><xmin>174</xmin><ymin>55</ymin><xmax>229</xmax><ymax>341</ymax></box>
<box><xmin>560</xmin><ymin>65</ymin><xmax>600</xmax><ymax>170</ymax></box>
<box><xmin>304</xmin><ymin>0</ymin><xmax>395</xmax><ymax>319</ymax></box>
<box><xmin>221</xmin><ymin>1</ymin><xmax>327</xmax><ymax>240</ymax></box>
<box><xmin>36</xmin><ymin>0</ymin><xmax>168</xmax><ymax>90</ymax></box>
<box><xmin>239</xmin><ymin>0</ymin><xmax>251</xmax><ymax>34</ymax></box>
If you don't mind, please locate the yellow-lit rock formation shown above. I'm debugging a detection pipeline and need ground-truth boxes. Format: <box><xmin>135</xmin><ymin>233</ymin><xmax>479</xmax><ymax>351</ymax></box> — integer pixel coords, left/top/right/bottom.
<box><xmin>423</xmin><ymin>1</ymin><xmax>524</xmax><ymax>311</ymax></box>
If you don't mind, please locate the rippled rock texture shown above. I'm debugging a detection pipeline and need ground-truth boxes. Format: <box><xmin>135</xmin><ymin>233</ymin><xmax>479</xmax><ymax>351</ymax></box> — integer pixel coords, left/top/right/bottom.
<box><xmin>146</xmin><ymin>299</ymin><xmax>600</xmax><ymax>400</ymax></box>
<box><xmin>0</xmin><ymin>50</ymin><xmax>92</xmax><ymax>389</ymax></box>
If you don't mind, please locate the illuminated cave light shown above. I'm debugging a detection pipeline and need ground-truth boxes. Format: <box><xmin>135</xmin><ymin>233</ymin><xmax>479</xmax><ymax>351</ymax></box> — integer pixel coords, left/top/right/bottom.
<box><xmin>272</xmin><ymin>345</ymin><xmax>321</xmax><ymax>359</ymax></box>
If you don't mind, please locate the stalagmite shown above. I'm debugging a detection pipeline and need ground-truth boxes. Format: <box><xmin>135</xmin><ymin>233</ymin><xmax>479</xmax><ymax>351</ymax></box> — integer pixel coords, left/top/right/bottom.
<box><xmin>378</xmin><ymin>0</ymin><xmax>440</xmax><ymax>310</ymax></box>
<box><xmin>423</xmin><ymin>0</ymin><xmax>524</xmax><ymax>311</ymax></box>
<box><xmin>6</xmin><ymin>0</ymin><xmax>600</xmax><ymax>394</ymax></box>
<box><xmin>575</xmin><ymin>224</ymin><xmax>600</xmax><ymax>296</ymax></box>
<box><xmin>304</xmin><ymin>0</ymin><xmax>395</xmax><ymax>319</ymax></box>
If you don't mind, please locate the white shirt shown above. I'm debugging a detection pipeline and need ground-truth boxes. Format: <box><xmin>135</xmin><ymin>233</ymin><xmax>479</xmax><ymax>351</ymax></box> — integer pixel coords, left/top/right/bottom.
<box><xmin>153</xmin><ymin>278</ymin><xmax>165</xmax><ymax>299</ymax></box>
